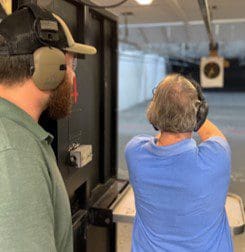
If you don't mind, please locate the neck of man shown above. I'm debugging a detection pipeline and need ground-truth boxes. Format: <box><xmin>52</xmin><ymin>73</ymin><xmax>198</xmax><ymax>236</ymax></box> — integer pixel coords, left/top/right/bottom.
<box><xmin>0</xmin><ymin>79</ymin><xmax>50</xmax><ymax>122</ymax></box>
<box><xmin>157</xmin><ymin>131</ymin><xmax>192</xmax><ymax>146</ymax></box>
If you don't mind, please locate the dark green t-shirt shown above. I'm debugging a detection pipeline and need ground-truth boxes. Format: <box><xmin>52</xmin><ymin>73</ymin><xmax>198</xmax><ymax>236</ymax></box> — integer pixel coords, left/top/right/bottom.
<box><xmin>0</xmin><ymin>98</ymin><xmax>73</xmax><ymax>252</ymax></box>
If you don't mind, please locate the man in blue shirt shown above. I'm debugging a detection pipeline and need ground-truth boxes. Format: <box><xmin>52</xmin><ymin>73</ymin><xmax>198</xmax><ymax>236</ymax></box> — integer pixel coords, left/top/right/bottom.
<box><xmin>125</xmin><ymin>74</ymin><xmax>233</xmax><ymax>252</ymax></box>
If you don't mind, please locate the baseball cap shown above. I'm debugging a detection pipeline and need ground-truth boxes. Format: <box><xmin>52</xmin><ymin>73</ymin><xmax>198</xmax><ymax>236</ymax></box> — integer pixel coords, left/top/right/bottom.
<box><xmin>0</xmin><ymin>3</ymin><xmax>97</xmax><ymax>56</ymax></box>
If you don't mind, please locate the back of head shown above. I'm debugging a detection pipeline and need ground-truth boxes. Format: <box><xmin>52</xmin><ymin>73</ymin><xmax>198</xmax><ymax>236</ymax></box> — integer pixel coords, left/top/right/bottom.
<box><xmin>0</xmin><ymin>3</ymin><xmax>96</xmax><ymax>89</ymax></box>
<box><xmin>147</xmin><ymin>74</ymin><xmax>200</xmax><ymax>133</ymax></box>
<box><xmin>0</xmin><ymin>5</ymin><xmax>65</xmax><ymax>85</ymax></box>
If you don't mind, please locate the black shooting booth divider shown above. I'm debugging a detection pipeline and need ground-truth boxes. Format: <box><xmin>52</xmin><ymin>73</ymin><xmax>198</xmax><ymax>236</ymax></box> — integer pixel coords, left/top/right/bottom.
<box><xmin>13</xmin><ymin>0</ymin><xmax>127</xmax><ymax>251</ymax></box>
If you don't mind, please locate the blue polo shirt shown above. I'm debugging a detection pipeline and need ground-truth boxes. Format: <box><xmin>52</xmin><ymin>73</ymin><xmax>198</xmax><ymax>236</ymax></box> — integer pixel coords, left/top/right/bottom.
<box><xmin>125</xmin><ymin>135</ymin><xmax>233</xmax><ymax>252</ymax></box>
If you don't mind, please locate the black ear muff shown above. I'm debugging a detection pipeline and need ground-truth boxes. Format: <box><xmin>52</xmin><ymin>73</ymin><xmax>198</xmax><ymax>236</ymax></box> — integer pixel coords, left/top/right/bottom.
<box><xmin>189</xmin><ymin>78</ymin><xmax>209</xmax><ymax>131</ymax></box>
<box><xmin>31</xmin><ymin>47</ymin><xmax>66</xmax><ymax>91</ymax></box>
<box><xmin>194</xmin><ymin>100</ymin><xmax>209</xmax><ymax>131</ymax></box>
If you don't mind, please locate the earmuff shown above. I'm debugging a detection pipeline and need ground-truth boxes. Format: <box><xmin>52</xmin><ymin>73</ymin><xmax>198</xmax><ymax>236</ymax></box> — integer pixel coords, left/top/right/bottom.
<box><xmin>189</xmin><ymin>79</ymin><xmax>209</xmax><ymax>132</ymax></box>
<box><xmin>19</xmin><ymin>4</ymin><xmax>66</xmax><ymax>91</ymax></box>
<box><xmin>194</xmin><ymin>100</ymin><xmax>209</xmax><ymax>132</ymax></box>
<box><xmin>31</xmin><ymin>47</ymin><xmax>66</xmax><ymax>91</ymax></box>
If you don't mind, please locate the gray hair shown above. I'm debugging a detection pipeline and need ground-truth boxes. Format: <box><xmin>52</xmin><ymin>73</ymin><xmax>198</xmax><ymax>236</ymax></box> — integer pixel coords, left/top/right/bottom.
<box><xmin>147</xmin><ymin>74</ymin><xmax>200</xmax><ymax>133</ymax></box>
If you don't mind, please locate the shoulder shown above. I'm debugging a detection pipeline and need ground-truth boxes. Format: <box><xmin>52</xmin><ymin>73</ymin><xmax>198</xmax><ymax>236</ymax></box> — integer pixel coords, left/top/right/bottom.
<box><xmin>0</xmin><ymin>117</ymin><xmax>42</xmax><ymax>154</ymax></box>
<box><xmin>125</xmin><ymin>134</ymin><xmax>153</xmax><ymax>153</ymax></box>
<box><xmin>198</xmin><ymin>136</ymin><xmax>231</xmax><ymax>164</ymax></box>
<box><xmin>0</xmin><ymin>118</ymin><xmax>51</xmax><ymax>178</ymax></box>
<box><xmin>199</xmin><ymin>136</ymin><xmax>230</xmax><ymax>154</ymax></box>
<box><xmin>125</xmin><ymin>134</ymin><xmax>154</xmax><ymax>166</ymax></box>
<box><xmin>0</xmin><ymin>147</ymin><xmax>46</xmax><ymax>174</ymax></box>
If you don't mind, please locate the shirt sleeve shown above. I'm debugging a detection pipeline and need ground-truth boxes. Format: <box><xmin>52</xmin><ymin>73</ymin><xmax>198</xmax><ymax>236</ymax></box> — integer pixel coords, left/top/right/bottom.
<box><xmin>0</xmin><ymin>148</ymin><xmax>57</xmax><ymax>252</ymax></box>
<box><xmin>198</xmin><ymin>136</ymin><xmax>231</xmax><ymax>172</ymax></box>
<box><xmin>125</xmin><ymin>135</ymin><xmax>153</xmax><ymax>153</ymax></box>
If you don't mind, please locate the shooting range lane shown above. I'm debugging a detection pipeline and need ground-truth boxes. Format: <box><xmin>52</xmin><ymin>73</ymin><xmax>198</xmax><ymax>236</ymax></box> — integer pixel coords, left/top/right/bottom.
<box><xmin>118</xmin><ymin>91</ymin><xmax>245</xmax><ymax>251</ymax></box>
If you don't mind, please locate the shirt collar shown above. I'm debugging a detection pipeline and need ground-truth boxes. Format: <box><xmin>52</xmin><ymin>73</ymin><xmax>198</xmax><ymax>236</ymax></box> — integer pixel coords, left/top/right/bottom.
<box><xmin>145</xmin><ymin>137</ymin><xmax>197</xmax><ymax>156</ymax></box>
<box><xmin>0</xmin><ymin>98</ymin><xmax>53</xmax><ymax>144</ymax></box>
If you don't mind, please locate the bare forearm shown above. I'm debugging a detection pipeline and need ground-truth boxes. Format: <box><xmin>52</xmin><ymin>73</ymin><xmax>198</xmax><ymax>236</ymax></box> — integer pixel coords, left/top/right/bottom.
<box><xmin>198</xmin><ymin>119</ymin><xmax>226</xmax><ymax>141</ymax></box>
<box><xmin>155</xmin><ymin>133</ymin><xmax>161</xmax><ymax>139</ymax></box>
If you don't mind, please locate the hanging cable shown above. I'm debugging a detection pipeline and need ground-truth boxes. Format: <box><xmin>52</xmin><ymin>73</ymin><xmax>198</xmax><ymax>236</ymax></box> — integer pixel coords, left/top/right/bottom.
<box><xmin>80</xmin><ymin>0</ymin><xmax>128</xmax><ymax>9</ymax></box>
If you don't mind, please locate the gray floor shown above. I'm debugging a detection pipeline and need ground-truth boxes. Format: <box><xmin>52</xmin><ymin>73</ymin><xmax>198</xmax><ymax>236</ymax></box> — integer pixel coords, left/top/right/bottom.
<box><xmin>117</xmin><ymin>92</ymin><xmax>245</xmax><ymax>251</ymax></box>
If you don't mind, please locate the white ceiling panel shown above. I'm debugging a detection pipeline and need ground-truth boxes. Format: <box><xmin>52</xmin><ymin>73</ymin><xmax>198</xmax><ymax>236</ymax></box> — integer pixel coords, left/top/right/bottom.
<box><xmin>209</xmin><ymin>0</ymin><xmax>245</xmax><ymax>19</ymax></box>
<box><xmin>91</xmin><ymin>0</ymin><xmax>245</xmax><ymax>59</ymax></box>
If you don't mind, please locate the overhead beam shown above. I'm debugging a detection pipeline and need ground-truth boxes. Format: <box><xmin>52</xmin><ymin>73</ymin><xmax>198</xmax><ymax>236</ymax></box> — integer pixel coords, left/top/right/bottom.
<box><xmin>119</xmin><ymin>22</ymin><xmax>184</xmax><ymax>28</ymax></box>
<box><xmin>197</xmin><ymin>0</ymin><xmax>216</xmax><ymax>48</ymax></box>
<box><xmin>119</xmin><ymin>18</ymin><xmax>245</xmax><ymax>29</ymax></box>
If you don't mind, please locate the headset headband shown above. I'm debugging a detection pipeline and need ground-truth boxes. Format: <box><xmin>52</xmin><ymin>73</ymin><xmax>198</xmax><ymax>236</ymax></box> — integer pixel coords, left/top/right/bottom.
<box><xmin>18</xmin><ymin>4</ymin><xmax>59</xmax><ymax>45</ymax></box>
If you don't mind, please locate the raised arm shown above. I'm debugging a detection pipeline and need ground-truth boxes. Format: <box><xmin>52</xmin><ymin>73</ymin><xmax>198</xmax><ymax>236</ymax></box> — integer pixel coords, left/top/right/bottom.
<box><xmin>198</xmin><ymin>119</ymin><xmax>226</xmax><ymax>142</ymax></box>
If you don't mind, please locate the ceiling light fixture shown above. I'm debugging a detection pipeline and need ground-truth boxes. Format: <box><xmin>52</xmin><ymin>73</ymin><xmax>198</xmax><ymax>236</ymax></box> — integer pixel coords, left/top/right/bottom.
<box><xmin>135</xmin><ymin>0</ymin><xmax>154</xmax><ymax>5</ymax></box>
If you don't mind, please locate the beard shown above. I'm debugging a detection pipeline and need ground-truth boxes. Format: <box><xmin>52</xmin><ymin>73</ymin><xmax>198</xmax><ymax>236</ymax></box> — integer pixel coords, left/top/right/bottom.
<box><xmin>47</xmin><ymin>74</ymin><xmax>73</xmax><ymax>120</ymax></box>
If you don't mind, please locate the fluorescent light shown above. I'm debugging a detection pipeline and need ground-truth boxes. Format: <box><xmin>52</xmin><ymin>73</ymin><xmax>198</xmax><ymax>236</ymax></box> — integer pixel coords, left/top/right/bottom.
<box><xmin>135</xmin><ymin>0</ymin><xmax>154</xmax><ymax>5</ymax></box>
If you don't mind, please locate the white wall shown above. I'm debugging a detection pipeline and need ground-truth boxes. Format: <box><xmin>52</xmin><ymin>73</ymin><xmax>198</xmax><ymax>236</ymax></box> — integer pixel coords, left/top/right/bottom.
<box><xmin>118</xmin><ymin>51</ymin><xmax>166</xmax><ymax>111</ymax></box>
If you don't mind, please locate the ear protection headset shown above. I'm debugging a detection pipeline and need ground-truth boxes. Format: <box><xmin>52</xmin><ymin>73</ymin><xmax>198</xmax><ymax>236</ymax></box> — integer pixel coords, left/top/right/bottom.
<box><xmin>188</xmin><ymin>78</ymin><xmax>209</xmax><ymax>131</ymax></box>
<box><xmin>18</xmin><ymin>4</ymin><xmax>66</xmax><ymax>91</ymax></box>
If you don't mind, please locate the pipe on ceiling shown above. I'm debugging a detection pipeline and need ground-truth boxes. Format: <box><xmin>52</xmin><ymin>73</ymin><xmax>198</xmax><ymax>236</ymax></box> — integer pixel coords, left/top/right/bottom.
<box><xmin>197</xmin><ymin>0</ymin><xmax>216</xmax><ymax>49</ymax></box>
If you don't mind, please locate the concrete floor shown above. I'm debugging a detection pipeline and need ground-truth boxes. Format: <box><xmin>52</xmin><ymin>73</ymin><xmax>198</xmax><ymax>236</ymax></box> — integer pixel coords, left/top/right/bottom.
<box><xmin>117</xmin><ymin>92</ymin><xmax>245</xmax><ymax>251</ymax></box>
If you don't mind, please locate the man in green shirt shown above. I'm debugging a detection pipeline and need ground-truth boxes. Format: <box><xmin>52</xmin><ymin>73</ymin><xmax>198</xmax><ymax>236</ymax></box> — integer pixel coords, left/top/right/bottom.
<box><xmin>0</xmin><ymin>4</ymin><xmax>96</xmax><ymax>252</ymax></box>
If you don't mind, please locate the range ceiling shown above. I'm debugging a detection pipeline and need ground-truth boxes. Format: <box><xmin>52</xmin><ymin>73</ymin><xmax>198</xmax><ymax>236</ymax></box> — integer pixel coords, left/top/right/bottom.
<box><xmin>91</xmin><ymin>0</ymin><xmax>245</xmax><ymax>59</ymax></box>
